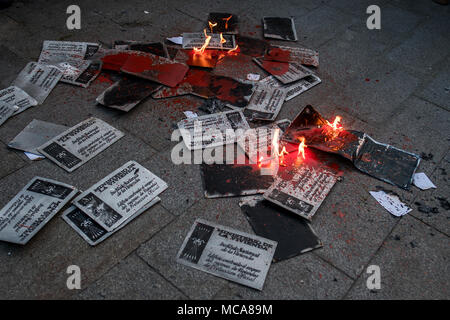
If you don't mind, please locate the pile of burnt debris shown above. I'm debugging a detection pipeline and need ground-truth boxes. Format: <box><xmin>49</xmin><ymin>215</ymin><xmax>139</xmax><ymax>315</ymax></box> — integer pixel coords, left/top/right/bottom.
<box><xmin>0</xmin><ymin>14</ymin><xmax>434</xmax><ymax>290</ymax></box>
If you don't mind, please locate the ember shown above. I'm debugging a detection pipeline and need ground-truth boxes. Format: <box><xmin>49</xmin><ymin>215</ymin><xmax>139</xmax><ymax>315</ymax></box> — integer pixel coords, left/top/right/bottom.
<box><xmin>193</xmin><ymin>29</ymin><xmax>212</xmax><ymax>55</ymax></box>
<box><xmin>297</xmin><ymin>136</ymin><xmax>306</xmax><ymax>159</ymax></box>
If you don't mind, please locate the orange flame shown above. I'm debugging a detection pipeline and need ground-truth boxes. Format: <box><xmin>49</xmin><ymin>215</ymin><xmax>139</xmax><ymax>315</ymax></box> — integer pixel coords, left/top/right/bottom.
<box><xmin>194</xmin><ymin>29</ymin><xmax>212</xmax><ymax>55</ymax></box>
<box><xmin>220</xmin><ymin>33</ymin><xmax>226</xmax><ymax>44</ymax></box>
<box><xmin>208</xmin><ymin>21</ymin><xmax>217</xmax><ymax>33</ymax></box>
<box><xmin>222</xmin><ymin>15</ymin><xmax>232</xmax><ymax>29</ymax></box>
<box><xmin>326</xmin><ymin>116</ymin><xmax>342</xmax><ymax>130</ymax></box>
<box><xmin>272</xmin><ymin>128</ymin><xmax>288</xmax><ymax>158</ymax></box>
<box><xmin>297</xmin><ymin>137</ymin><xmax>306</xmax><ymax>159</ymax></box>
<box><xmin>228</xmin><ymin>44</ymin><xmax>239</xmax><ymax>54</ymax></box>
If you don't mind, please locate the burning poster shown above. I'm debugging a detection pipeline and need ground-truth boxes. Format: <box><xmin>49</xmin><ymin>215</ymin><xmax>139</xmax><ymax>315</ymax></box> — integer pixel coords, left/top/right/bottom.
<box><xmin>96</xmin><ymin>77</ymin><xmax>161</xmax><ymax>112</ymax></box>
<box><xmin>259</xmin><ymin>74</ymin><xmax>321</xmax><ymax>101</ymax></box>
<box><xmin>262</xmin><ymin>17</ymin><xmax>298</xmax><ymax>41</ymax></box>
<box><xmin>253</xmin><ymin>57</ymin><xmax>314</xmax><ymax>84</ymax></box>
<box><xmin>8</xmin><ymin>119</ymin><xmax>68</xmax><ymax>156</ymax></box>
<box><xmin>0</xmin><ymin>86</ymin><xmax>38</xmax><ymax>119</ymax></box>
<box><xmin>239</xmin><ymin>195</ymin><xmax>322</xmax><ymax>261</ymax></box>
<box><xmin>243</xmin><ymin>82</ymin><xmax>287</xmax><ymax>121</ymax></box>
<box><xmin>182</xmin><ymin>32</ymin><xmax>236</xmax><ymax>50</ymax></box>
<box><xmin>72</xmin><ymin>161</ymin><xmax>168</xmax><ymax>232</ymax></box>
<box><xmin>282</xmin><ymin>105</ymin><xmax>421</xmax><ymax>189</ymax></box>
<box><xmin>178</xmin><ymin>110</ymin><xmax>250</xmax><ymax>150</ymax></box>
<box><xmin>264</xmin><ymin>45</ymin><xmax>319</xmax><ymax>67</ymax></box>
<box><xmin>38</xmin><ymin>117</ymin><xmax>124</xmax><ymax>172</ymax></box>
<box><xmin>200</xmin><ymin>163</ymin><xmax>274</xmax><ymax>198</ymax></box>
<box><xmin>207</xmin><ymin>13</ymin><xmax>238</xmax><ymax>34</ymax></box>
<box><xmin>62</xmin><ymin>197</ymin><xmax>161</xmax><ymax>246</ymax></box>
<box><xmin>235</xmin><ymin>35</ymin><xmax>269</xmax><ymax>58</ymax></box>
<box><xmin>13</xmin><ymin>62</ymin><xmax>63</xmax><ymax>104</ymax></box>
<box><xmin>112</xmin><ymin>40</ymin><xmax>169</xmax><ymax>58</ymax></box>
<box><xmin>263</xmin><ymin>162</ymin><xmax>338</xmax><ymax>220</ymax></box>
<box><xmin>0</xmin><ymin>177</ymin><xmax>77</xmax><ymax>245</ymax></box>
<box><xmin>38</xmin><ymin>41</ymin><xmax>101</xmax><ymax>87</ymax></box>
<box><xmin>177</xmin><ymin>219</ymin><xmax>277</xmax><ymax>290</ymax></box>
<box><xmin>120</xmin><ymin>51</ymin><xmax>189</xmax><ymax>87</ymax></box>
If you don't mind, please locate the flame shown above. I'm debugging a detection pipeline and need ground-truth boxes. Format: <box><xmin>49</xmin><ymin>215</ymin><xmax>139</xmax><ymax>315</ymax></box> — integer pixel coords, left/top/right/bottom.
<box><xmin>272</xmin><ymin>128</ymin><xmax>288</xmax><ymax>158</ymax></box>
<box><xmin>222</xmin><ymin>15</ymin><xmax>232</xmax><ymax>29</ymax></box>
<box><xmin>297</xmin><ymin>136</ymin><xmax>306</xmax><ymax>159</ymax></box>
<box><xmin>228</xmin><ymin>44</ymin><xmax>239</xmax><ymax>54</ymax></box>
<box><xmin>194</xmin><ymin>29</ymin><xmax>212</xmax><ymax>55</ymax></box>
<box><xmin>326</xmin><ymin>116</ymin><xmax>342</xmax><ymax>130</ymax></box>
<box><xmin>208</xmin><ymin>21</ymin><xmax>217</xmax><ymax>33</ymax></box>
<box><xmin>220</xmin><ymin>33</ymin><xmax>226</xmax><ymax>44</ymax></box>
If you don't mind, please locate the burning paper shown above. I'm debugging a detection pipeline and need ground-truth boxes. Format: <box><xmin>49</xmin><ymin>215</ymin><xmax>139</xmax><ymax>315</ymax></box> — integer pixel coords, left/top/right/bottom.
<box><xmin>13</xmin><ymin>62</ymin><xmax>63</xmax><ymax>104</ymax></box>
<box><xmin>63</xmin><ymin>197</ymin><xmax>161</xmax><ymax>246</ymax></box>
<box><xmin>72</xmin><ymin>161</ymin><xmax>168</xmax><ymax>232</ymax></box>
<box><xmin>0</xmin><ymin>86</ymin><xmax>38</xmax><ymax>120</ymax></box>
<box><xmin>0</xmin><ymin>177</ymin><xmax>77</xmax><ymax>245</ymax></box>
<box><xmin>370</xmin><ymin>189</ymin><xmax>412</xmax><ymax>217</ymax></box>
<box><xmin>207</xmin><ymin>13</ymin><xmax>238</xmax><ymax>34</ymax></box>
<box><xmin>412</xmin><ymin>172</ymin><xmax>436</xmax><ymax>190</ymax></box>
<box><xmin>182</xmin><ymin>32</ymin><xmax>236</xmax><ymax>50</ymax></box>
<box><xmin>265</xmin><ymin>45</ymin><xmax>319</xmax><ymax>67</ymax></box>
<box><xmin>8</xmin><ymin>119</ymin><xmax>68</xmax><ymax>156</ymax></box>
<box><xmin>253</xmin><ymin>57</ymin><xmax>314</xmax><ymax>84</ymax></box>
<box><xmin>177</xmin><ymin>110</ymin><xmax>250</xmax><ymax>150</ymax></box>
<box><xmin>38</xmin><ymin>117</ymin><xmax>124</xmax><ymax>172</ymax></box>
<box><xmin>282</xmin><ymin>105</ymin><xmax>421</xmax><ymax>189</ymax></box>
<box><xmin>177</xmin><ymin>219</ymin><xmax>277</xmax><ymax>290</ymax></box>
<box><xmin>259</xmin><ymin>74</ymin><xmax>321</xmax><ymax>101</ymax></box>
<box><xmin>243</xmin><ymin>82</ymin><xmax>287</xmax><ymax>121</ymax></box>
<box><xmin>263</xmin><ymin>162</ymin><xmax>339</xmax><ymax>220</ymax></box>
<box><xmin>96</xmin><ymin>77</ymin><xmax>161</xmax><ymax>112</ymax></box>
<box><xmin>262</xmin><ymin>17</ymin><xmax>298</xmax><ymax>41</ymax></box>
<box><xmin>239</xmin><ymin>195</ymin><xmax>322</xmax><ymax>261</ymax></box>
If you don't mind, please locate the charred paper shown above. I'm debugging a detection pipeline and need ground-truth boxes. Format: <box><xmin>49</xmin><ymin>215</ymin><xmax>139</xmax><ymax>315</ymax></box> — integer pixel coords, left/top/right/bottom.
<box><xmin>72</xmin><ymin>161</ymin><xmax>168</xmax><ymax>232</ymax></box>
<box><xmin>13</xmin><ymin>62</ymin><xmax>62</xmax><ymax>104</ymax></box>
<box><xmin>265</xmin><ymin>45</ymin><xmax>319</xmax><ymax>67</ymax></box>
<box><xmin>178</xmin><ymin>110</ymin><xmax>250</xmax><ymax>150</ymax></box>
<box><xmin>177</xmin><ymin>219</ymin><xmax>277</xmax><ymax>290</ymax></box>
<box><xmin>259</xmin><ymin>74</ymin><xmax>321</xmax><ymax>101</ymax></box>
<box><xmin>264</xmin><ymin>163</ymin><xmax>338</xmax><ymax>220</ymax></box>
<box><xmin>38</xmin><ymin>117</ymin><xmax>124</xmax><ymax>172</ymax></box>
<box><xmin>0</xmin><ymin>86</ymin><xmax>38</xmax><ymax>119</ymax></box>
<box><xmin>96</xmin><ymin>77</ymin><xmax>161</xmax><ymax>112</ymax></box>
<box><xmin>262</xmin><ymin>17</ymin><xmax>297</xmax><ymax>41</ymax></box>
<box><xmin>182</xmin><ymin>33</ymin><xmax>236</xmax><ymax>50</ymax></box>
<box><xmin>8</xmin><ymin>119</ymin><xmax>68</xmax><ymax>156</ymax></box>
<box><xmin>253</xmin><ymin>57</ymin><xmax>313</xmax><ymax>84</ymax></box>
<box><xmin>0</xmin><ymin>177</ymin><xmax>77</xmax><ymax>245</ymax></box>
<box><xmin>112</xmin><ymin>40</ymin><xmax>169</xmax><ymax>58</ymax></box>
<box><xmin>207</xmin><ymin>13</ymin><xmax>238</xmax><ymax>34</ymax></box>
<box><xmin>244</xmin><ymin>82</ymin><xmax>287</xmax><ymax>121</ymax></box>
<box><xmin>240</xmin><ymin>195</ymin><xmax>322</xmax><ymax>261</ymax></box>
<box><xmin>62</xmin><ymin>197</ymin><xmax>160</xmax><ymax>246</ymax></box>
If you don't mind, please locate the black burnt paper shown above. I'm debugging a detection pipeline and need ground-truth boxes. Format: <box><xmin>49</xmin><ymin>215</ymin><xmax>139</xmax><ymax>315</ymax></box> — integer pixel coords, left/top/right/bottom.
<box><xmin>239</xmin><ymin>196</ymin><xmax>322</xmax><ymax>261</ymax></box>
<box><xmin>282</xmin><ymin>105</ymin><xmax>421</xmax><ymax>189</ymax></box>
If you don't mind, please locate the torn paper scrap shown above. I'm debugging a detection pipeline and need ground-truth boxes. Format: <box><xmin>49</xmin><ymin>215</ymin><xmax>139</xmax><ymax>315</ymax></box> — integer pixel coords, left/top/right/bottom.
<box><xmin>63</xmin><ymin>197</ymin><xmax>160</xmax><ymax>246</ymax></box>
<box><xmin>253</xmin><ymin>57</ymin><xmax>313</xmax><ymax>84</ymax></box>
<box><xmin>183</xmin><ymin>111</ymin><xmax>198</xmax><ymax>118</ymax></box>
<box><xmin>37</xmin><ymin>117</ymin><xmax>124</xmax><ymax>172</ymax></box>
<box><xmin>259</xmin><ymin>74</ymin><xmax>321</xmax><ymax>101</ymax></box>
<box><xmin>0</xmin><ymin>177</ymin><xmax>77</xmax><ymax>245</ymax></box>
<box><xmin>13</xmin><ymin>62</ymin><xmax>63</xmax><ymax>104</ymax></box>
<box><xmin>246</xmin><ymin>73</ymin><xmax>260</xmax><ymax>81</ymax></box>
<box><xmin>413</xmin><ymin>172</ymin><xmax>436</xmax><ymax>190</ymax></box>
<box><xmin>8</xmin><ymin>119</ymin><xmax>68</xmax><ymax>155</ymax></box>
<box><xmin>176</xmin><ymin>218</ymin><xmax>277</xmax><ymax>290</ymax></box>
<box><xmin>244</xmin><ymin>82</ymin><xmax>287</xmax><ymax>121</ymax></box>
<box><xmin>72</xmin><ymin>161</ymin><xmax>168</xmax><ymax>232</ymax></box>
<box><xmin>167</xmin><ymin>37</ymin><xmax>183</xmax><ymax>45</ymax></box>
<box><xmin>370</xmin><ymin>190</ymin><xmax>412</xmax><ymax>217</ymax></box>
<box><xmin>265</xmin><ymin>45</ymin><xmax>319</xmax><ymax>67</ymax></box>
<box><xmin>262</xmin><ymin>17</ymin><xmax>297</xmax><ymax>41</ymax></box>
<box><xmin>177</xmin><ymin>110</ymin><xmax>250</xmax><ymax>150</ymax></box>
<box><xmin>1</xmin><ymin>86</ymin><xmax>38</xmax><ymax>121</ymax></box>
<box><xmin>24</xmin><ymin>152</ymin><xmax>45</xmax><ymax>161</ymax></box>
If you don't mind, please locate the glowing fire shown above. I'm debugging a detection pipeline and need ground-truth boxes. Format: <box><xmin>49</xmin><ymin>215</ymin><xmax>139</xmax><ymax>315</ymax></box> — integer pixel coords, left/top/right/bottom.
<box><xmin>208</xmin><ymin>21</ymin><xmax>217</xmax><ymax>33</ymax></box>
<box><xmin>194</xmin><ymin>29</ymin><xmax>212</xmax><ymax>55</ymax></box>
<box><xmin>222</xmin><ymin>15</ymin><xmax>233</xmax><ymax>29</ymax></box>
<box><xmin>220</xmin><ymin>33</ymin><xmax>226</xmax><ymax>44</ymax></box>
<box><xmin>228</xmin><ymin>44</ymin><xmax>239</xmax><ymax>54</ymax></box>
<box><xmin>326</xmin><ymin>116</ymin><xmax>342</xmax><ymax>130</ymax></box>
<box><xmin>297</xmin><ymin>137</ymin><xmax>306</xmax><ymax>159</ymax></box>
<box><xmin>272</xmin><ymin>128</ymin><xmax>288</xmax><ymax>158</ymax></box>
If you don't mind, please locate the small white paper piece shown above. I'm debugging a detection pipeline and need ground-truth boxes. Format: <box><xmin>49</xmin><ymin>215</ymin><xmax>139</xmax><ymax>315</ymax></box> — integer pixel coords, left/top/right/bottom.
<box><xmin>24</xmin><ymin>152</ymin><xmax>45</xmax><ymax>160</ymax></box>
<box><xmin>167</xmin><ymin>36</ymin><xmax>183</xmax><ymax>45</ymax></box>
<box><xmin>369</xmin><ymin>190</ymin><xmax>412</xmax><ymax>217</ymax></box>
<box><xmin>247</xmin><ymin>73</ymin><xmax>260</xmax><ymax>81</ymax></box>
<box><xmin>183</xmin><ymin>111</ymin><xmax>198</xmax><ymax>118</ymax></box>
<box><xmin>413</xmin><ymin>172</ymin><xmax>436</xmax><ymax>190</ymax></box>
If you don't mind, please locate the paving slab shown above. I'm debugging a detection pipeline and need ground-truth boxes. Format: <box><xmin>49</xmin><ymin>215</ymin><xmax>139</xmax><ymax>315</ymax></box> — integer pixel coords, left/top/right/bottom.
<box><xmin>0</xmin><ymin>141</ymin><xmax>26</xmax><ymax>179</ymax></box>
<box><xmin>78</xmin><ymin>253</ymin><xmax>187</xmax><ymax>300</ymax></box>
<box><xmin>346</xmin><ymin>214</ymin><xmax>449</xmax><ymax>299</ymax></box>
<box><xmin>137</xmin><ymin>197</ymin><xmax>253</xmax><ymax>299</ymax></box>
<box><xmin>417</xmin><ymin>57</ymin><xmax>450</xmax><ymax>111</ymax></box>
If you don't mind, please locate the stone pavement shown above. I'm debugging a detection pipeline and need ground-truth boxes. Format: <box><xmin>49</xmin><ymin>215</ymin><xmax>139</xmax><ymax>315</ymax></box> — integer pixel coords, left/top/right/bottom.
<box><xmin>0</xmin><ymin>0</ymin><xmax>449</xmax><ymax>300</ymax></box>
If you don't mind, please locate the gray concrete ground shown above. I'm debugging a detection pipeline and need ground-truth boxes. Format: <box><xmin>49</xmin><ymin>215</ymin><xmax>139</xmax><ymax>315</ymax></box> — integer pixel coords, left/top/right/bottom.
<box><xmin>0</xmin><ymin>0</ymin><xmax>449</xmax><ymax>300</ymax></box>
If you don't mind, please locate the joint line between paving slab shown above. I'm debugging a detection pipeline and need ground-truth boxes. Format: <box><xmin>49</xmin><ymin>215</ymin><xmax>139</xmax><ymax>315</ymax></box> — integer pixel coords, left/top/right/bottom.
<box><xmin>311</xmin><ymin>252</ymin><xmax>357</xmax><ymax>281</ymax></box>
<box><xmin>412</xmin><ymin>95</ymin><xmax>450</xmax><ymax>113</ymax></box>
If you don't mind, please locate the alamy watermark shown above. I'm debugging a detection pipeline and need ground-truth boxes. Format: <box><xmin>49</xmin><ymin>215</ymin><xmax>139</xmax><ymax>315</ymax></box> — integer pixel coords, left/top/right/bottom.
<box><xmin>366</xmin><ymin>5</ymin><xmax>381</xmax><ymax>30</ymax></box>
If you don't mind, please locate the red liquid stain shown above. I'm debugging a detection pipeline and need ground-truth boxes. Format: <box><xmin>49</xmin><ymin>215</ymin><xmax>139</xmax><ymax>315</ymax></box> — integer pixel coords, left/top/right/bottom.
<box><xmin>101</xmin><ymin>52</ymin><xmax>136</xmax><ymax>71</ymax></box>
<box><xmin>266</xmin><ymin>47</ymin><xmax>291</xmax><ymax>62</ymax></box>
<box><xmin>261</xmin><ymin>60</ymin><xmax>289</xmax><ymax>76</ymax></box>
<box><xmin>365</xmin><ymin>78</ymin><xmax>370</xmax><ymax>82</ymax></box>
